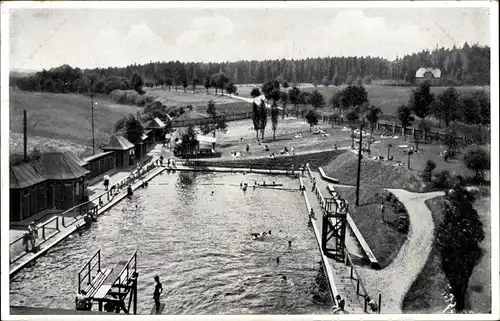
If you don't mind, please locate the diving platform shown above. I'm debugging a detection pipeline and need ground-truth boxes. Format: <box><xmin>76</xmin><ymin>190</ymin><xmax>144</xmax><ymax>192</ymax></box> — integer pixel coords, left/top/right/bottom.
<box><xmin>77</xmin><ymin>249</ymin><xmax>138</xmax><ymax>314</ymax></box>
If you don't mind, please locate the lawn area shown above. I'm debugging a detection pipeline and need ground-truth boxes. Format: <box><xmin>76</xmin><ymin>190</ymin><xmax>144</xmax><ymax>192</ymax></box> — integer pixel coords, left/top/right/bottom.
<box><xmin>145</xmin><ymin>87</ymin><xmax>252</xmax><ymax>114</ymax></box>
<box><xmin>208</xmin><ymin>117</ymin><xmax>353</xmax><ymax>160</ymax></box>
<box><xmin>321</xmin><ymin>148</ymin><xmax>425</xmax><ymax>192</ymax></box>
<box><xmin>9</xmin><ymin>89</ymin><xmax>141</xmax><ymax>157</ymax></box>
<box><xmin>402</xmin><ymin>192</ymin><xmax>491</xmax><ymax>313</ymax></box>
<box><xmin>320</xmin><ymin>127</ymin><xmax>485</xmax><ymax>191</ymax></box>
<box><xmin>333</xmin><ymin>186</ymin><xmax>408</xmax><ymax>269</ymax></box>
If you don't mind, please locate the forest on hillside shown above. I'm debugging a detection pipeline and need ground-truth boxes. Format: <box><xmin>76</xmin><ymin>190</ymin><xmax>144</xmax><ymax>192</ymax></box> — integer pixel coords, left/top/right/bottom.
<box><xmin>11</xmin><ymin>43</ymin><xmax>489</xmax><ymax>95</ymax></box>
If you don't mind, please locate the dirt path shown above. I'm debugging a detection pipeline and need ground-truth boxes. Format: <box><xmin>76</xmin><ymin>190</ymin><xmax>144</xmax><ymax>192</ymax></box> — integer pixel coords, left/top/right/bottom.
<box><xmin>354</xmin><ymin>189</ymin><xmax>444</xmax><ymax>313</ymax></box>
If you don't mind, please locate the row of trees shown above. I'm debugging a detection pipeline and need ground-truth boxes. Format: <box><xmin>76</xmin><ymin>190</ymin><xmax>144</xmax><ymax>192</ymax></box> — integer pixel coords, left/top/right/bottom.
<box><xmin>13</xmin><ymin>44</ymin><xmax>490</xmax><ymax>93</ymax></box>
<box><xmin>13</xmin><ymin>64</ymin><xmax>239</xmax><ymax>98</ymax></box>
<box><xmin>394</xmin><ymin>83</ymin><xmax>490</xmax><ymax>146</ymax></box>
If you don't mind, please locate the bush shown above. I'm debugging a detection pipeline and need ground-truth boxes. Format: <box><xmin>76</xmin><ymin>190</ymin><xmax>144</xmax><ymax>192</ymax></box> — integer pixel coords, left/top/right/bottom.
<box><xmin>463</xmin><ymin>147</ymin><xmax>490</xmax><ymax>182</ymax></box>
<box><xmin>433</xmin><ymin>170</ymin><xmax>452</xmax><ymax>189</ymax></box>
<box><xmin>421</xmin><ymin>160</ymin><xmax>437</xmax><ymax>182</ymax></box>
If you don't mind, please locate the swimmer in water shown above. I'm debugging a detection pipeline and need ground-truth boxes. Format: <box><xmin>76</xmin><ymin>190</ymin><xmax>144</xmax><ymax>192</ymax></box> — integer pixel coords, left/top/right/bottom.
<box><xmin>276</xmin><ymin>257</ymin><xmax>280</xmax><ymax>264</ymax></box>
<box><xmin>211</xmin><ymin>191</ymin><xmax>214</xmax><ymax>195</ymax></box>
<box><xmin>268</xmin><ymin>230</ymin><xmax>272</xmax><ymax>235</ymax></box>
<box><xmin>289</xmin><ymin>240</ymin><xmax>292</xmax><ymax>247</ymax></box>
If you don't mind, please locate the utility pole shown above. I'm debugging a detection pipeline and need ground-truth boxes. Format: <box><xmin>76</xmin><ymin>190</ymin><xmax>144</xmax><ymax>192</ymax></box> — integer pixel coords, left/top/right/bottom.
<box><xmin>355</xmin><ymin>118</ymin><xmax>365</xmax><ymax>206</ymax></box>
<box><xmin>23</xmin><ymin>110</ymin><xmax>28</xmax><ymax>162</ymax></box>
<box><xmin>90</xmin><ymin>77</ymin><xmax>95</xmax><ymax>155</ymax></box>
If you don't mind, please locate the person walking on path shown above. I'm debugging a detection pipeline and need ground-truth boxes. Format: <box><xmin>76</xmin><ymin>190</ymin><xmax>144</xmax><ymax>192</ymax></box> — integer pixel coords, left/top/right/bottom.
<box><xmin>153</xmin><ymin>276</ymin><xmax>163</xmax><ymax>314</ymax></box>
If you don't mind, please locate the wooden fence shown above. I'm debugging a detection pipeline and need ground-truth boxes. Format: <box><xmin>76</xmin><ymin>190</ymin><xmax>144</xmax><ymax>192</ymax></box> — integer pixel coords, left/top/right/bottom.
<box><xmin>320</xmin><ymin>114</ymin><xmax>488</xmax><ymax>147</ymax></box>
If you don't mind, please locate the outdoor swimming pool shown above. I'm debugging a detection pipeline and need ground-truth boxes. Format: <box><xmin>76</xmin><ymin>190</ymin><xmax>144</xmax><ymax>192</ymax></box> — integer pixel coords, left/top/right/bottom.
<box><xmin>10</xmin><ymin>171</ymin><xmax>332</xmax><ymax>314</ymax></box>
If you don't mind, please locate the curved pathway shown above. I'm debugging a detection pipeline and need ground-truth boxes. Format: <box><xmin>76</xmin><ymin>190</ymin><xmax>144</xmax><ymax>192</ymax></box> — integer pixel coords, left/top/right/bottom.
<box><xmin>354</xmin><ymin>189</ymin><xmax>444</xmax><ymax>314</ymax></box>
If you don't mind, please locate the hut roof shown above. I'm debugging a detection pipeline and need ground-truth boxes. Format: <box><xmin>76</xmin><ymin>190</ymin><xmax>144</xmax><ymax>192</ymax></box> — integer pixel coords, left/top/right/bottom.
<box><xmin>37</xmin><ymin>152</ymin><xmax>90</xmax><ymax>180</ymax></box>
<box><xmin>102</xmin><ymin>135</ymin><xmax>135</xmax><ymax>151</ymax></box>
<box><xmin>144</xmin><ymin>117</ymin><xmax>166</xmax><ymax>129</ymax></box>
<box><xmin>83</xmin><ymin>151</ymin><xmax>114</xmax><ymax>163</ymax></box>
<box><xmin>10</xmin><ymin>162</ymin><xmax>47</xmax><ymax>189</ymax></box>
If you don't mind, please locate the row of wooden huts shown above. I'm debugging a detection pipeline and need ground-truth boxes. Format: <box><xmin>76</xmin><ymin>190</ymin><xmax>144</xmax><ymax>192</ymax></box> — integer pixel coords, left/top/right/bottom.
<box><xmin>9</xmin><ymin>118</ymin><xmax>168</xmax><ymax>223</ymax></box>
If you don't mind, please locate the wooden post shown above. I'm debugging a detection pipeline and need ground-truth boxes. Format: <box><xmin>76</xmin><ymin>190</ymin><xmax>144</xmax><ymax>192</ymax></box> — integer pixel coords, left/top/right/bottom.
<box><xmin>364</xmin><ymin>297</ymin><xmax>368</xmax><ymax>312</ymax></box>
<box><xmin>378</xmin><ymin>293</ymin><xmax>382</xmax><ymax>314</ymax></box>
<box><xmin>356</xmin><ymin>279</ymin><xmax>360</xmax><ymax>295</ymax></box>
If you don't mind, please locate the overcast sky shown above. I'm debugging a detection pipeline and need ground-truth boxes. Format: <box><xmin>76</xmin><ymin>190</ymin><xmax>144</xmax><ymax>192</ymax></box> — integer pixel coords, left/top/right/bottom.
<box><xmin>8</xmin><ymin>5</ymin><xmax>491</xmax><ymax>70</ymax></box>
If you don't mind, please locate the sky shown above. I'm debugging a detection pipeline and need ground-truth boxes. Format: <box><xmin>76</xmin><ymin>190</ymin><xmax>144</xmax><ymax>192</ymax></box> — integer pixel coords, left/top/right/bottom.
<box><xmin>8</xmin><ymin>4</ymin><xmax>492</xmax><ymax>71</ymax></box>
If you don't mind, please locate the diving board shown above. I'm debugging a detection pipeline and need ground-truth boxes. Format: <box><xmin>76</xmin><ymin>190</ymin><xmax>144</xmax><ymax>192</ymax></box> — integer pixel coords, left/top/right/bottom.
<box><xmin>76</xmin><ymin>250</ymin><xmax>139</xmax><ymax>314</ymax></box>
<box><xmin>93</xmin><ymin>260</ymin><xmax>128</xmax><ymax>299</ymax></box>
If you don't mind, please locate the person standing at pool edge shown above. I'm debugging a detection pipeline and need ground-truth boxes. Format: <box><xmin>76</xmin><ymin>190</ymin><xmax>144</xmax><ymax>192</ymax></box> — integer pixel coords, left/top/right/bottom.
<box><xmin>153</xmin><ymin>276</ymin><xmax>163</xmax><ymax>314</ymax></box>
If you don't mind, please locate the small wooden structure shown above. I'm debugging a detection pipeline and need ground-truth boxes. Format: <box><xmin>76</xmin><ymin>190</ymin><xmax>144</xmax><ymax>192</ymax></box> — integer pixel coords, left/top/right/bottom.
<box><xmin>102</xmin><ymin>136</ymin><xmax>135</xmax><ymax>169</ymax></box>
<box><xmin>321</xmin><ymin>198</ymin><xmax>347</xmax><ymax>261</ymax></box>
<box><xmin>77</xmin><ymin>249</ymin><xmax>138</xmax><ymax>314</ymax></box>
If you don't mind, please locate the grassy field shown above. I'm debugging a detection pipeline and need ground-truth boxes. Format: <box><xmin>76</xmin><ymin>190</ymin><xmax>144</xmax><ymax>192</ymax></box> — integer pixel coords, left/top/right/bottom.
<box><xmin>236</xmin><ymin>84</ymin><xmax>490</xmax><ymax>118</ymax></box>
<box><xmin>204</xmin><ymin>117</ymin><xmax>353</xmax><ymax>160</ymax></box>
<box><xmin>9</xmin><ymin>89</ymin><xmax>140</xmax><ymax>157</ymax></box>
<box><xmin>402</xmin><ymin>193</ymin><xmax>491</xmax><ymax>313</ymax></box>
<box><xmin>145</xmin><ymin>87</ymin><xmax>252</xmax><ymax>114</ymax></box>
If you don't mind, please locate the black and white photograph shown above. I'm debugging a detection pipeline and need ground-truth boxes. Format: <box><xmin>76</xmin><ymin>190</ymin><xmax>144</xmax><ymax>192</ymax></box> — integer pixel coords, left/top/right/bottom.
<box><xmin>1</xmin><ymin>1</ymin><xmax>498</xmax><ymax>319</ymax></box>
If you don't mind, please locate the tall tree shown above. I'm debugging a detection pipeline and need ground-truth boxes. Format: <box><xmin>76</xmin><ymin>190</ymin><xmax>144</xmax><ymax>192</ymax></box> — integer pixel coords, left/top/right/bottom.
<box><xmin>175</xmin><ymin>125</ymin><xmax>198</xmax><ymax>158</ymax></box>
<box><xmin>434</xmin><ymin>87</ymin><xmax>459</xmax><ymax>128</ymax></box>
<box><xmin>305</xmin><ymin>109</ymin><xmax>319</xmax><ymax>132</ymax></box>
<box><xmin>409</xmin><ymin>82</ymin><xmax>434</xmax><ymax>121</ymax></box>
<box><xmin>251</xmin><ymin>102</ymin><xmax>260</xmax><ymax>140</ymax></box>
<box><xmin>259</xmin><ymin>100</ymin><xmax>268</xmax><ymax>140</ymax></box>
<box><xmin>397</xmin><ymin>104</ymin><xmax>414</xmax><ymax>140</ymax></box>
<box><xmin>192</xmin><ymin>77</ymin><xmax>199</xmax><ymax>92</ymax></box>
<box><xmin>364</xmin><ymin>105</ymin><xmax>382</xmax><ymax>136</ymax></box>
<box><xmin>434</xmin><ymin>183</ymin><xmax>484</xmax><ymax>312</ymax></box>
<box><xmin>250</xmin><ymin>87</ymin><xmax>261</xmax><ymax>98</ymax></box>
<box><xmin>202</xmin><ymin>100</ymin><xmax>228</xmax><ymax>138</ymax></box>
<box><xmin>309</xmin><ymin>90</ymin><xmax>326</xmax><ymax>109</ymax></box>
<box><xmin>114</xmin><ymin>115</ymin><xmax>144</xmax><ymax>144</ymax></box>
<box><xmin>289</xmin><ymin>86</ymin><xmax>301</xmax><ymax>115</ymax></box>
<box><xmin>271</xmin><ymin>102</ymin><xmax>279</xmax><ymax>140</ymax></box>
<box><xmin>130</xmin><ymin>73</ymin><xmax>145</xmax><ymax>95</ymax></box>
<box><xmin>261</xmin><ymin>80</ymin><xmax>281</xmax><ymax>103</ymax></box>
<box><xmin>463</xmin><ymin>148</ymin><xmax>490</xmax><ymax>182</ymax></box>
<box><xmin>165</xmin><ymin>78</ymin><xmax>172</xmax><ymax>91</ymax></box>
<box><xmin>280</xmin><ymin>91</ymin><xmax>289</xmax><ymax>119</ymax></box>
<box><xmin>204</xmin><ymin>75</ymin><xmax>211</xmax><ymax>94</ymax></box>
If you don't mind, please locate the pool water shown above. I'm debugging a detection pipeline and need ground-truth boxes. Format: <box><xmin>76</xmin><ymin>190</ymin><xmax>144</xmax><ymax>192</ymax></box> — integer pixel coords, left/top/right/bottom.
<box><xmin>10</xmin><ymin>171</ymin><xmax>333</xmax><ymax>314</ymax></box>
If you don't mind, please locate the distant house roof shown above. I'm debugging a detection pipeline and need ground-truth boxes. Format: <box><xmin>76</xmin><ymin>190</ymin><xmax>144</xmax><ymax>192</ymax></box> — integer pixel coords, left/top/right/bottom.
<box><xmin>145</xmin><ymin>117</ymin><xmax>166</xmax><ymax>129</ymax></box>
<box><xmin>415</xmin><ymin>67</ymin><xmax>441</xmax><ymax>79</ymax></box>
<box><xmin>36</xmin><ymin>152</ymin><xmax>90</xmax><ymax>180</ymax></box>
<box><xmin>102</xmin><ymin>135</ymin><xmax>135</xmax><ymax>151</ymax></box>
<box><xmin>10</xmin><ymin>162</ymin><xmax>47</xmax><ymax>189</ymax></box>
